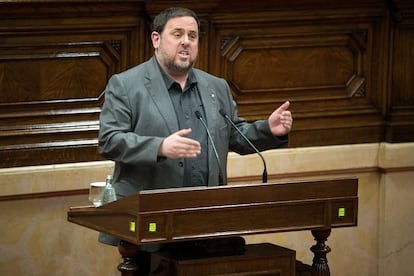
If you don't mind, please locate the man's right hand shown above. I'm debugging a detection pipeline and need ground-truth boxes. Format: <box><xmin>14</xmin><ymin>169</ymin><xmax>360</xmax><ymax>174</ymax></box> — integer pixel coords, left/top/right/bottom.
<box><xmin>158</xmin><ymin>128</ymin><xmax>201</xmax><ymax>159</ymax></box>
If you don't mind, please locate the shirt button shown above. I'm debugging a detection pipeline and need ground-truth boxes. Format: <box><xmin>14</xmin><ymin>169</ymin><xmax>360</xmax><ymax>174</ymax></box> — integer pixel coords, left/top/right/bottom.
<box><xmin>178</xmin><ymin>161</ymin><xmax>184</xmax><ymax>167</ymax></box>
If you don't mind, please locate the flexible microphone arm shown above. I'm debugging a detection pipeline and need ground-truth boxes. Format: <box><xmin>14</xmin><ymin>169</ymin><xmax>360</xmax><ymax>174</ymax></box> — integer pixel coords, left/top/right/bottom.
<box><xmin>195</xmin><ymin>111</ymin><xmax>225</xmax><ymax>186</ymax></box>
<box><xmin>219</xmin><ymin>109</ymin><xmax>268</xmax><ymax>183</ymax></box>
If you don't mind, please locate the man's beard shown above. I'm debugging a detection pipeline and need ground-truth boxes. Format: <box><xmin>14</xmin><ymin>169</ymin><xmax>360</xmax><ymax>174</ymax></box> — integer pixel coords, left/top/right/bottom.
<box><xmin>164</xmin><ymin>56</ymin><xmax>194</xmax><ymax>74</ymax></box>
<box><xmin>157</xmin><ymin>46</ymin><xmax>196</xmax><ymax>75</ymax></box>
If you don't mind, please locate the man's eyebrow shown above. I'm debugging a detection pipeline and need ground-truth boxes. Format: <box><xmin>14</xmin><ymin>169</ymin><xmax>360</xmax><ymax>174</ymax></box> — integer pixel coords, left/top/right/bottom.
<box><xmin>169</xmin><ymin>27</ymin><xmax>197</xmax><ymax>33</ymax></box>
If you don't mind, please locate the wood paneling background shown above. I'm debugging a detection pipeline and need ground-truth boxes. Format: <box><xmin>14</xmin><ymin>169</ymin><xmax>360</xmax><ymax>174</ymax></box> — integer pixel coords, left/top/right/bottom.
<box><xmin>0</xmin><ymin>0</ymin><xmax>413</xmax><ymax>168</ymax></box>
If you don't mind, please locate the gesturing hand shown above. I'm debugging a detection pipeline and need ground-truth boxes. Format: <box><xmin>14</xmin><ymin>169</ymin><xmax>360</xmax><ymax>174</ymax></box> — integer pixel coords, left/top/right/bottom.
<box><xmin>158</xmin><ymin>128</ymin><xmax>201</xmax><ymax>159</ymax></box>
<box><xmin>268</xmin><ymin>101</ymin><xmax>293</xmax><ymax>136</ymax></box>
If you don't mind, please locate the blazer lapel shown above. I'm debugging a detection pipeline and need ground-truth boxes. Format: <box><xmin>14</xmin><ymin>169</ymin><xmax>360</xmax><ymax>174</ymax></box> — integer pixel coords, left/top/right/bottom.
<box><xmin>144</xmin><ymin>57</ymin><xmax>179</xmax><ymax>133</ymax></box>
<box><xmin>197</xmin><ymin>76</ymin><xmax>218</xmax><ymax>139</ymax></box>
<box><xmin>196</xmin><ymin>74</ymin><xmax>221</xmax><ymax>185</ymax></box>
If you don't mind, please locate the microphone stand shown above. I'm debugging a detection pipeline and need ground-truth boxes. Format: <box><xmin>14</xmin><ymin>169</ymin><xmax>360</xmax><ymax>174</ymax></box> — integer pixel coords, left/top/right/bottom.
<box><xmin>195</xmin><ymin>111</ymin><xmax>225</xmax><ymax>185</ymax></box>
<box><xmin>219</xmin><ymin>109</ymin><xmax>267</xmax><ymax>183</ymax></box>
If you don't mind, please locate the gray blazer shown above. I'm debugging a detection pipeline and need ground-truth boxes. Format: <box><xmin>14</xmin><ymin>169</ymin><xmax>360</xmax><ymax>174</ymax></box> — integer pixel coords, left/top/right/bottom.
<box><xmin>98</xmin><ymin>56</ymin><xmax>288</xmax><ymax>197</ymax></box>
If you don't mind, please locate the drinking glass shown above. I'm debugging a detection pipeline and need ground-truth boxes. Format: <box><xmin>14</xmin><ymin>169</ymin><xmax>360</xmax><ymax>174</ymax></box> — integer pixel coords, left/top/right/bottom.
<box><xmin>88</xmin><ymin>182</ymin><xmax>105</xmax><ymax>207</ymax></box>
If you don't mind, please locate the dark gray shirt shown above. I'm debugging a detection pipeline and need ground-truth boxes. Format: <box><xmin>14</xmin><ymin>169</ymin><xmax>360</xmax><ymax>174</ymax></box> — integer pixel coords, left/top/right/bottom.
<box><xmin>159</xmin><ymin>68</ymin><xmax>209</xmax><ymax>187</ymax></box>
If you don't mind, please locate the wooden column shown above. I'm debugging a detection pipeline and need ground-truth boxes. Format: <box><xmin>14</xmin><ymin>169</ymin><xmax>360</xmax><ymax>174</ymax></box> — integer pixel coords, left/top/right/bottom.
<box><xmin>310</xmin><ymin>229</ymin><xmax>332</xmax><ymax>276</ymax></box>
<box><xmin>117</xmin><ymin>240</ymin><xmax>140</xmax><ymax>276</ymax></box>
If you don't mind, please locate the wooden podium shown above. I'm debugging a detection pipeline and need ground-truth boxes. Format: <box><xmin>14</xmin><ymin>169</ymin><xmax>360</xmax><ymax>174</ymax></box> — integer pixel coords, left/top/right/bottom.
<box><xmin>68</xmin><ymin>177</ymin><xmax>358</xmax><ymax>275</ymax></box>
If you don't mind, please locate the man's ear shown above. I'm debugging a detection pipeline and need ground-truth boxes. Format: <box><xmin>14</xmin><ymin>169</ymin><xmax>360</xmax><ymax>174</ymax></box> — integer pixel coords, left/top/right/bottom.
<box><xmin>151</xmin><ymin>31</ymin><xmax>160</xmax><ymax>49</ymax></box>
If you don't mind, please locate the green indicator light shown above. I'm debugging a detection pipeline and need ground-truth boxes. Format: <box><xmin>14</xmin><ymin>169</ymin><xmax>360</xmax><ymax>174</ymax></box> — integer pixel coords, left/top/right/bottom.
<box><xmin>338</xmin><ymin>207</ymin><xmax>346</xmax><ymax>217</ymax></box>
<box><xmin>129</xmin><ymin>221</ymin><xmax>136</xmax><ymax>232</ymax></box>
<box><xmin>149</xmin><ymin>222</ymin><xmax>157</xmax><ymax>232</ymax></box>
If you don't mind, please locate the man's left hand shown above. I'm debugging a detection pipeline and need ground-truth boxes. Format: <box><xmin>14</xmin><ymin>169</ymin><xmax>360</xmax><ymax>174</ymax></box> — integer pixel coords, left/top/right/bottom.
<box><xmin>268</xmin><ymin>101</ymin><xmax>293</xmax><ymax>136</ymax></box>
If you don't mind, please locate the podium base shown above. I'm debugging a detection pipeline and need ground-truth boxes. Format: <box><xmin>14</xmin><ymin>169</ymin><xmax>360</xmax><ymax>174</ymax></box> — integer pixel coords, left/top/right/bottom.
<box><xmin>150</xmin><ymin>242</ymin><xmax>296</xmax><ymax>276</ymax></box>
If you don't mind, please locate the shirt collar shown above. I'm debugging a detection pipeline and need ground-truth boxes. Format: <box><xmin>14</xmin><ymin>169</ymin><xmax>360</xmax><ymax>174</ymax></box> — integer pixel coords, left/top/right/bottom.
<box><xmin>155</xmin><ymin>58</ymin><xmax>198</xmax><ymax>91</ymax></box>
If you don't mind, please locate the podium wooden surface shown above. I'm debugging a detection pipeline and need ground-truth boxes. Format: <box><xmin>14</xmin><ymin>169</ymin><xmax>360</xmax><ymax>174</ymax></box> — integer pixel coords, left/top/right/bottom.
<box><xmin>68</xmin><ymin>177</ymin><xmax>358</xmax><ymax>275</ymax></box>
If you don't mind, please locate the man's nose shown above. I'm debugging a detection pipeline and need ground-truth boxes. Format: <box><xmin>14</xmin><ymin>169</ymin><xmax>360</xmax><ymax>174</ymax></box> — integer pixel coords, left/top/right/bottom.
<box><xmin>181</xmin><ymin>35</ymin><xmax>190</xmax><ymax>45</ymax></box>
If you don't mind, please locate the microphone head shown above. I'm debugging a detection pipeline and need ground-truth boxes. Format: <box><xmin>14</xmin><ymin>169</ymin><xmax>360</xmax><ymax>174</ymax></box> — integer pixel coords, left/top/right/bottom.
<box><xmin>219</xmin><ymin>109</ymin><xmax>227</xmax><ymax>117</ymax></box>
<box><xmin>195</xmin><ymin>110</ymin><xmax>202</xmax><ymax>119</ymax></box>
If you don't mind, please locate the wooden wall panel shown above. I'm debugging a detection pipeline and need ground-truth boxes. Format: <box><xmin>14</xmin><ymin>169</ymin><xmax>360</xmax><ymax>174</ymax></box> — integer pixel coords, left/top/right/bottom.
<box><xmin>0</xmin><ymin>0</ymin><xmax>413</xmax><ymax>168</ymax></box>
<box><xmin>0</xmin><ymin>2</ymin><xmax>147</xmax><ymax>167</ymax></box>
<box><xmin>209</xmin><ymin>7</ymin><xmax>388</xmax><ymax>147</ymax></box>
<box><xmin>386</xmin><ymin>0</ymin><xmax>414</xmax><ymax>142</ymax></box>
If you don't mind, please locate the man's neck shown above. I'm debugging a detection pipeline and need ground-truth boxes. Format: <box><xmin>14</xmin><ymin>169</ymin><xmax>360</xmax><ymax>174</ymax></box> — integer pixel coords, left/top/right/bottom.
<box><xmin>155</xmin><ymin>57</ymin><xmax>189</xmax><ymax>90</ymax></box>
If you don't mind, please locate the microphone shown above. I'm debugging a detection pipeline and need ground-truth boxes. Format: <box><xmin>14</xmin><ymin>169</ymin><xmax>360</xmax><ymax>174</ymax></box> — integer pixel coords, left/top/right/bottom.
<box><xmin>219</xmin><ymin>109</ymin><xmax>268</xmax><ymax>183</ymax></box>
<box><xmin>194</xmin><ymin>111</ymin><xmax>225</xmax><ymax>186</ymax></box>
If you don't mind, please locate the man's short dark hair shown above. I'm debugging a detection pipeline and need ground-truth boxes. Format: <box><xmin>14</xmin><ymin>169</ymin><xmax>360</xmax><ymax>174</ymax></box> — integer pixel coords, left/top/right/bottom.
<box><xmin>152</xmin><ymin>7</ymin><xmax>200</xmax><ymax>34</ymax></box>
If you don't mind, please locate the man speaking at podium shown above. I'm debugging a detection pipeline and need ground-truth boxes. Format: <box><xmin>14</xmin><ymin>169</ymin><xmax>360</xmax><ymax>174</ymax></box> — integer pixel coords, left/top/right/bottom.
<box><xmin>98</xmin><ymin>6</ymin><xmax>293</xmax><ymax>255</ymax></box>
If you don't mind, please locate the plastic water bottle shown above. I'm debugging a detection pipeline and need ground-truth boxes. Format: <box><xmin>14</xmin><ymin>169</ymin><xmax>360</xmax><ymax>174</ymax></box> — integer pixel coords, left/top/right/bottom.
<box><xmin>101</xmin><ymin>175</ymin><xmax>116</xmax><ymax>204</ymax></box>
